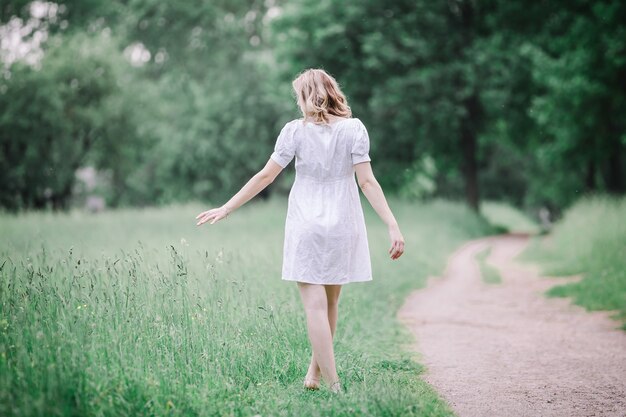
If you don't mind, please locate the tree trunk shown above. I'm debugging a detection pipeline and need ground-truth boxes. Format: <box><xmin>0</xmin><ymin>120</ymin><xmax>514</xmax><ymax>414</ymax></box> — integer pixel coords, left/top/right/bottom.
<box><xmin>461</xmin><ymin>94</ymin><xmax>480</xmax><ymax>212</ymax></box>
<box><xmin>585</xmin><ymin>159</ymin><xmax>596</xmax><ymax>190</ymax></box>
<box><xmin>605</xmin><ymin>138</ymin><xmax>624</xmax><ymax>193</ymax></box>
<box><xmin>456</xmin><ymin>0</ymin><xmax>481</xmax><ymax>212</ymax></box>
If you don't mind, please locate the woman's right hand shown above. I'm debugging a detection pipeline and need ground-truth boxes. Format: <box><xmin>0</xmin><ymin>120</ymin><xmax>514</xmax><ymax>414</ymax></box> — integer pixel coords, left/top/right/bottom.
<box><xmin>388</xmin><ymin>224</ymin><xmax>405</xmax><ymax>260</ymax></box>
<box><xmin>195</xmin><ymin>206</ymin><xmax>231</xmax><ymax>226</ymax></box>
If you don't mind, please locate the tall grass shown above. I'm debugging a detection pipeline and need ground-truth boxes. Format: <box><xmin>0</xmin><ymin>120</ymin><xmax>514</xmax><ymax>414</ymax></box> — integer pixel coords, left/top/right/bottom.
<box><xmin>0</xmin><ymin>197</ymin><xmax>493</xmax><ymax>416</ymax></box>
<box><xmin>520</xmin><ymin>194</ymin><xmax>626</xmax><ymax>329</ymax></box>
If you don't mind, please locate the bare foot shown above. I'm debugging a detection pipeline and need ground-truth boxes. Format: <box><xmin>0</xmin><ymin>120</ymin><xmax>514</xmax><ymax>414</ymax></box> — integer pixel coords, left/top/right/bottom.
<box><xmin>329</xmin><ymin>381</ymin><xmax>342</xmax><ymax>394</ymax></box>
<box><xmin>303</xmin><ymin>360</ymin><xmax>321</xmax><ymax>390</ymax></box>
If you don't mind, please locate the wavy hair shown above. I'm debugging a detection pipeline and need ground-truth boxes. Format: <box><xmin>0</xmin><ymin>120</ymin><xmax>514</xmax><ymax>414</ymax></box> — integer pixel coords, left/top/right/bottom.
<box><xmin>292</xmin><ymin>69</ymin><xmax>352</xmax><ymax>124</ymax></box>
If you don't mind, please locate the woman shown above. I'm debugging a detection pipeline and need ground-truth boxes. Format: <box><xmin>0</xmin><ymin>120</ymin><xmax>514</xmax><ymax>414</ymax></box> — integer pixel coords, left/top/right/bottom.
<box><xmin>196</xmin><ymin>68</ymin><xmax>405</xmax><ymax>393</ymax></box>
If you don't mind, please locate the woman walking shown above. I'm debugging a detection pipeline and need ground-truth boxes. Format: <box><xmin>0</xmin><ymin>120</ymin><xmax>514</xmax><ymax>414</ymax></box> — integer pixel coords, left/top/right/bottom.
<box><xmin>196</xmin><ymin>69</ymin><xmax>405</xmax><ymax>393</ymax></box>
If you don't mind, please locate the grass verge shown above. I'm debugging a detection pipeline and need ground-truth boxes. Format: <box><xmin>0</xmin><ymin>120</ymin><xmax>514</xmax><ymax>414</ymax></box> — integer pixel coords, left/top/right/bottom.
<box><xmin>474</xmin><ymin>246</ymin><xmax>502</xmax><ymax>284</ymax></box>
<box><xmin>480</xmin><ymin>201</ymin><xmax>540</xmax><ymax>235</ymax></box>
<box><xmin>519</xmin><ymin>194</ymin><xmax>626</xmax><ymax>329</ymax></box>
<box><xmin>0</xmin><ymin>197</ymin><xmax>493</xmax><ymax>416</ymax></box>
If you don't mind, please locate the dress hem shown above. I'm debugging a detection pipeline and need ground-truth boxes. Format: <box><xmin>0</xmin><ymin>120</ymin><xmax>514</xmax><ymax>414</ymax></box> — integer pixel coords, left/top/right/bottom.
<box><xmin>281</xmin><ymin>276</ymin><xmax>372</xmax><ymax>285</ymax></box>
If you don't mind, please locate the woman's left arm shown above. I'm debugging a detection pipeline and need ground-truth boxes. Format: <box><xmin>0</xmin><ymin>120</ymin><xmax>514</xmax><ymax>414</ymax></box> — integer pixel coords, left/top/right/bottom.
<box><xmin>196</xmin><ymin>159</ymin><xmax>284</xmax><ymax>226</ymax></box>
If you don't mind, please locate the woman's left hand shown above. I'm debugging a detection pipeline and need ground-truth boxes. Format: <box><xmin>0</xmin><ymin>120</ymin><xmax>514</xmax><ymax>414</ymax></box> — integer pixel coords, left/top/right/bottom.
<box><xmin>196</xmin><ymin>206</ymin><xmax>231</xmax><ymax>226</ymax></box>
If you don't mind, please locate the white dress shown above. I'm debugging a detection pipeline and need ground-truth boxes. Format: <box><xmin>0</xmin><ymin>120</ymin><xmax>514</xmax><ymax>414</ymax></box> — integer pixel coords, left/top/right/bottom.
<box><xmin>270</xmin><ymin>117</ymin><xmax>373</xmax><ymax>285</ymax></box>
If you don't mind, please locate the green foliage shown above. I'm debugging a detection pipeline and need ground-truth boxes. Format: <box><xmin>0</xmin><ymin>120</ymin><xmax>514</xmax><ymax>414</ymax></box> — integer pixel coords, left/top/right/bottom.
<box><xmin>0</xmin><ymin>32</ymin><xmax>137</xmax><ymax>210</ymax></box>
<box><xmin>398</xmin><ymin>155</ymin><xmax>438</xmax><ymax>201</ymax></box>
<box><xmin>0</xmin><ymin>1</ymin><xmax>35</xmax><ymax>22</ymax></box>
<box><xmin>89</xmin><ymin>1</ymin><xmax>287</xmax><ymax>207</ymax></box>
<box><xmin>1</xmin><ymin>0</ymin><xmax>625</xmax><ymax>211</ymax></box>
<box><xmin>0</xmin><ymin>198</ymin><xmax>492</xmax><ymax>416</ymax></box>
<box><xmin>520</xmin><ymin>194</ymin><xmax>626</xmax><ymax>328</ymax></box>
<box><xmin>1</xmin><ymin>0</ymin><xmax>289</xmax><ymax>209</ymax></box>
<box><xmin>273</xmin><ymin>0</ymin><xmax>626</xmax><ymax>211</ymax></box>
<box><xmin>273</xmin><ymin>1</ymin><xmax>463</xmax><ymax>192</ymax></box>
<box><xmin>519</xmin><ymin>1</ymin><xmax>626</xmax><ymax>207</ymax></box>
<box><xmin>114</xmin><ymin>66</ymin><xmax>287</xmax><ymax>207</ymax></box>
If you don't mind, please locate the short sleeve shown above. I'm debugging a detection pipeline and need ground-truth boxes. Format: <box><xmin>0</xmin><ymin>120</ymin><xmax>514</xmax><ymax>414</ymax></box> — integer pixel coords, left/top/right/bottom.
<box><xmin>351</xmin><ymin>119</ymin><xmax>371</xmax><ymax>165</ymax></box>
<box><xmin>270</xmin><ymin>121</ymin><xmax>297</xmax><ymax>168</ymax></box>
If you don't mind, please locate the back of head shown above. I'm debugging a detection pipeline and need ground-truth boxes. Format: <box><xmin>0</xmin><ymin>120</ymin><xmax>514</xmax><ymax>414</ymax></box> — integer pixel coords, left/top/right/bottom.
<box><xmin>292</xmin><ymin>69</ymin><xmax>352</xmax><ymax>124</ymax></box>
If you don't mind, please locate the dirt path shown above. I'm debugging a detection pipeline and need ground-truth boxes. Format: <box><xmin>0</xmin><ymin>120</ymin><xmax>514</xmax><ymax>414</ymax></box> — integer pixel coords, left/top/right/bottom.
<box><xmin>398</xmin><ymin>234</ymin><xmax>626</xmax><ymax>417</ymax></box>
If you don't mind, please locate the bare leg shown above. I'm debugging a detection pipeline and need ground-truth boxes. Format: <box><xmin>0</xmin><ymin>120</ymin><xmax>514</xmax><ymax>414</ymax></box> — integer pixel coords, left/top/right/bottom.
<box><xmin>297</xmin><ymin>282</ymin><xmax>341</xmax><ymax>388</ymax></box>
<box><xmin>305</xmin><ymin>285</ymin><xmax>341</xmax><ymax>383</ymax></box>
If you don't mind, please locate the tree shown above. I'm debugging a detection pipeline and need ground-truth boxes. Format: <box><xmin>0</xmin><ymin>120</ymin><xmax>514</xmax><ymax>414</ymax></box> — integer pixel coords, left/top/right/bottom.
<box><xmin>1</xmin><ymin>0</ymin><xmax>290</xmax><ymax>208</ymax></box>
<box><xmin>523</xmin><ymin>0</ymin><xmax>626</xmax><ymax>203</ymax></box>
<box><xmin>273</xmin><ymin>1</ymin><xmax>505</xmax><ymax>211</ymax></box>
<box><xmin>0</xmin><ymin>33</ymin><xmax>137</xmax><ymax>210</ymax></box>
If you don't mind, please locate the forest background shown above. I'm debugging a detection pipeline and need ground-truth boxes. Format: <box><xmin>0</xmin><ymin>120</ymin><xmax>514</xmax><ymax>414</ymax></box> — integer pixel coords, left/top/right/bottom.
<box><xmin>1</xmin><ymin>0</ymin><xmax>624</xmax><ymax>215</ymax></box>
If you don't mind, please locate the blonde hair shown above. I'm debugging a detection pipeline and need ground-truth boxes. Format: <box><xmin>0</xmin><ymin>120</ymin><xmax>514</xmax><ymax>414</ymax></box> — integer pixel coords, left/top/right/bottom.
<box><xmin>292</xmin><ymin>69</ymin><xmax>352</xmax><ymax>124</ymax></box>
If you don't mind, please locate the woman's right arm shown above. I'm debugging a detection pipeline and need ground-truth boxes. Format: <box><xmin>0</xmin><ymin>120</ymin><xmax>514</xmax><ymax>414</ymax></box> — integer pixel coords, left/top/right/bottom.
<box><xmin>195</xmin><ymin>159</ymin><xmax>283</xmax><ymax>226</ymax></box>
<box><xmin>354</xmin><ymin>162</ymin><xmax>405</xmax><ymax>260</ymax></box>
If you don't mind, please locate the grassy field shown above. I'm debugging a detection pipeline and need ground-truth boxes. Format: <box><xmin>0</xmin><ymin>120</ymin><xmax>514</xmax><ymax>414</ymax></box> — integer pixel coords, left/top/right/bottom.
<box><xmin>0</xmin><ymin>196</ymin><xmax>494</xmax><ymax>417</ymax></box>
<box><xmin>520</xmin><ymin>195</ymin><xmax>626</xmax><ymax>329</ymax></box>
